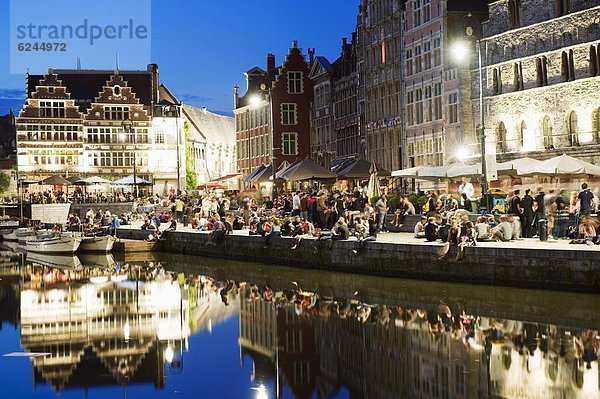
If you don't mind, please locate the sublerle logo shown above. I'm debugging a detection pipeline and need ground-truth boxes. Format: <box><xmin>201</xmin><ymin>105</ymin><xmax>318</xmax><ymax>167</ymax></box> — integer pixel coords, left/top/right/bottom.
<box><xmin>15</xmin><ymin>19</ymin><xmax>149</xmax><ymax>46</ymax></box>
<box><xmin>10</xmin><ymin>0</ymin><xmax>151</xmax><ymax>74</ymax></box>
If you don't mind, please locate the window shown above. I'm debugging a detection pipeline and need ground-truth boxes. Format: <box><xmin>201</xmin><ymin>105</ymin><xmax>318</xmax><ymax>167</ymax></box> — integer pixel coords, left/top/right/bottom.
<box><xmin>567</xmin><ymin>111</ymin><xmax>579</xmax><ymax>146</ymax></box>
<box><xmin>557</xmin><ymin>0</ymin><xmax>572</xmax><ymax>16</ymax></box>
<box><xmin>406</xmin><ymin>49</ymin><xmax>413</xmax><ymax>76</ymax></box>
<box><xmin>424</xmin><ymin>86</ymin><xmax>432</xmax><ymax>122</ymax></box>
<box><xmin>496</xmin><ymin>122</ymin><xmax>507</xmax><ymax>153</ymax></box>
<box><xmin>536</xmin><ymin>57</ymin><xmax>549</xmax><ymax>87</ymax></box>
<box><xmin>412</xmin><ymin>0</ymin><xmax>421</xmax><ymax>28</ymax></box>
<box><xmin>39</xmin><ymin>101</ymin><xmax>65</xmax><ymax>118</ymax></box>
<box><xmin>281</xmin><ymin>103</ymin><xmax>297</xmax><ymax>125</ymax></box>
<box><xmin>517</xmin><ymin>121</ymin><xmax>526</xmax><ymax>149</ymax></box>
<box><xmin>433</xmin><ymin>83</ymin><xmax>442</xmax><ymax>120</ymax></box>
<box><xmin>514</xmin><ymin>62</ymin><xmax>524</xmax><ymax>91</ymax></box>
<box><xmin>492</xmin><ymin>68</ymin><xmax>502</xmax><ymax>95</ymax></box>
<box><xmin>406</xmin><ymin>91</ymin><xmax>414</xmax><ymax>126</ymax></box>
<box><xmin>104</xmin><ymin>106</ymin><xmax>130</xmax><ymax>120</ymax></box>
<box><xmin>433</xmin><ymin>37</ymin><xmax>441</xmax><ymax>67</ymax></box>
<box><xmin>415</xmin><ymin>45</ymin><xmax>422</xmax><ymax>74</ymax></box>
<box><xmin>561</xmin><ymin>50</ymin><xmax>575</xmax><ymax>81</ymax></box>
<box><xmin>423</xmin><ymin>41</ymin><xmax>432</xmax><ymax>70</ymax></box>
<box><xmin>593</xmin><ymin>108</ymin><xmax>600</xmax><ymax>143</ymax></box>
<box><xmin>448</xmin><ymin>93</ymin><xmax>458</xmax><ymax>124</ymax></box>
<box><xmin>590</xmin><ymin>45</ymin><xmax>599</xmax><ymax>77</ymax></box>
<box><xmin>282</xmin><ymin>132</ymin><xmax>298</xmax><ymax>155</ymax></box>
<box><xmin>154</xmin><ymin>127</ymin><xmax>165</xmax><ymax>144</ymax></box>
<box><xmin>508</xmin><ymin>0</ymin><xmax>522</xmax><ymax>29</ymax></box>
<box><xmin>415</xmin><ymin>89</ymin><xmax>423</xmax><ymax>124</ymax></box>
<box><xmin>287</xmin><ymin>71</ymin><xmax>303</xmax><ymax>94</ymax></box>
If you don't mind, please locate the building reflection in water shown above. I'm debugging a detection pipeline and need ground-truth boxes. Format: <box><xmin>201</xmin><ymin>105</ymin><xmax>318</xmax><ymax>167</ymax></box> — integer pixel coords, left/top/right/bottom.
<box><xmin>16</xmin><ymin>258</ymin><xmax>239</xmax><ymax>393</ymax></box>
<box><xmin>1</xmin><ymin>255</ymin><xmax>598</xmax><ymax>399</ymax></box>
<box><xmin>238</xmin><ymin>284</ymin><xmax>600</xmax><ymax>399</ymax></box>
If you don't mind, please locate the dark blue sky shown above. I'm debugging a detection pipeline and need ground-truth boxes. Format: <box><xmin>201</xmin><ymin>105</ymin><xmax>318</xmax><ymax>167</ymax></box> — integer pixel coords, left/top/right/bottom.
<box><xmin>0</xmin><ymin>0</ymin><xmax>360</xmax><ymax>115</ymax></box>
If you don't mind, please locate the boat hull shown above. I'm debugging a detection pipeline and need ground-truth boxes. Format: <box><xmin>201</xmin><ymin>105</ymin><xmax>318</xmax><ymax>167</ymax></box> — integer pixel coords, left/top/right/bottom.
<box><xmin>25</xmin><ymin>236</ymin><xmax>82</xmax><ymax>254</ymax></box>
<box><xmin>3</xmin><ymin>228</ymin><xmax>36</xmax><ymax>242</ymax></box>
<box><xmin>78</xmin><ymin>236</ymin><xmax>117</xmax><ymax>253</ymax></box>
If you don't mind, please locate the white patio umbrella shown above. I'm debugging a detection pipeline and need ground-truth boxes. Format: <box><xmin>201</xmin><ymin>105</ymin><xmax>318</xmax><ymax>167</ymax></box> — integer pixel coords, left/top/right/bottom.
<box><xmin>517</xmin><ymin>154</ymin><xmax>600</xmax><ymax>177</ymax></box>
<box><xmin>496</xmin><ymin>157</ymin><xmax>538</xmax><ymax>176</ymax></box>
<box><xmin>88</xmin><ymin>183</ymin><xmax>107</xmax><ymax>191</ymax></box>
<box><xmin>391</xmin><ymin>166</ymin><xmax>422</xmax><ymax>178</ymax></box>
<box><xmin>447</xmin><ymin>163</ymin><xmax>482</xmax><ymax>179</ymax></box>
<box><xmin>366</xmin><ymin>160</ymin><xmax>382</xmax><ymax>199</ymax></box>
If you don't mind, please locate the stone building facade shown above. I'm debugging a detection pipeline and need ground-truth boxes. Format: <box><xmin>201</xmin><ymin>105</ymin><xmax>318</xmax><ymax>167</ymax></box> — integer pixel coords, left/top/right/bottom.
<box><xmin>333</xmin><ymin>35</ymin><xmax>361</xmax><ymax>160</ymax></box>
<box><xmin>474</xmin><ymin>0</ymin><xmax>600</xmax><ymax>164</ymax></box>
<box><xmin>357</xmin><ymin>0</ymin><xmax>404</xmax><ymax>172</ymax></box>
<box><xmin>235</xmin><ymin>42</ymin><xmax>314</xmax><ymax>186</ymax></box>
<box><xmin>403</xmin><ymin>0</ymin><xmax>489</xmax><ymax>170</ymax></box>
<box><xmin>309</xmin><ymin>56</ymin><xmax>336</xmax><ymax>167</ymax></box>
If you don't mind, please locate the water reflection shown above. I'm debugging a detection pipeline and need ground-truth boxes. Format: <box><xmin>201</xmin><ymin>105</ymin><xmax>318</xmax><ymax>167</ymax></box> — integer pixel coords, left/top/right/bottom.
<box><xmin>0</xmin><ymin>254</ymin><xmax>598</xmax><ymax>398</ymax></box>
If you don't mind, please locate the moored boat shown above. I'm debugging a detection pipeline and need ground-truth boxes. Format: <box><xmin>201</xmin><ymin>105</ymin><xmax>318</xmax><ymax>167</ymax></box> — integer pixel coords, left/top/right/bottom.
<box><xmin>25</xmin><ymin>235</ymin><xmax>83</xmax><ymax>254</ymax></box>
<box><xmin>78</xmin><ymin>235</ymin><xmax>117</xmax><ymax>253</ymax></box>
<box><xmin>3</xmin><ymin>227</ymin><xmax>37</xmax><ymax>242</ymax></box>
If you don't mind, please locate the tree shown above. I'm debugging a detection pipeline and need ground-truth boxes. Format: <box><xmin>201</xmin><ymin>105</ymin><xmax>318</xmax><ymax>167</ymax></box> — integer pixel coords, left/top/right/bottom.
<box><xmin>0</xmin><ymin>171</ymin><xmax>10</xmax><ymax>194</ymax></box>
<box><xmin>184</xmin><ymin>121</ymin><xmax>198</xmax><ymax>190</ymax></box>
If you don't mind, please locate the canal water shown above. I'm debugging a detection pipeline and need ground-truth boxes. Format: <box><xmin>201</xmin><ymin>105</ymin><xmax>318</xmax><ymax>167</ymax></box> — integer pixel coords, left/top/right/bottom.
<box><xmin>0</xmin><ymin>250</ymin><xmax>598</xmax><ymax>399</ymax></box>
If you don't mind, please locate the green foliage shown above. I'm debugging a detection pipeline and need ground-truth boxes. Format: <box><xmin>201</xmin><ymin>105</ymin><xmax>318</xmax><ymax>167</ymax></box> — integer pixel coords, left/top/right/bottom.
<box><xmin>407</xmin><ymin>194</ymin><xmax>419</xmax><ymax>207</ymax></box>
<box><xmin>387</xmin><ymin>194</ymin><xmax>400</xmax><ymax>208</ymax></box>
<box><xmin>0</xmin><ymin>171</ymin><xmax>10</xmax><ymax>194</ymax></box>
<box><xmin>370</xmin><ymin>195</ymin><xmax>381</xmax><ymax>206</ymax></box>
<box><xmin>417</xmin><ymin>195</ymin><xmax>428</xmax><ymax>206</ymax></box>
<box><xmin>184</xmin><ymin>121</ymin><xmax>198</xmax><ymax>190</ymax></box>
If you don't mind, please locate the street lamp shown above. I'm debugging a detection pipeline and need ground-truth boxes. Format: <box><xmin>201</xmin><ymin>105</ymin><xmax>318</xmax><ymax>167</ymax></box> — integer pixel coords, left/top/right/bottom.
<box><xmin>252</xmin><ymin>83</ymin><xmax>277</xmax><ymax>200</ymax></box>
<box><xmin>163</xmin><ymin>104</ymin><xmax>182</xmax><ymax>193</ymax></box>
<box><xmin>451</xmin><ymin>13</ymin><xmax>490</xmax><ymax>198</ymax></box>
<box><xmin>121</xmin><ymin>118</ymin><xmax>138</xmax><ymax>197</ymax></box>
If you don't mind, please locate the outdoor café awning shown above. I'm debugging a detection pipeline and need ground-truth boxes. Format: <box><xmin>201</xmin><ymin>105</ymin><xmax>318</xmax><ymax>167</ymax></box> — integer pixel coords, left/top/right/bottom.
<box><xmin>206</xmin><ymin>173</ymin><xmax>242</xmax><ymax>184</ymax></box>
<box><xmin>336</xmin><ymin>159</ymin><xmax>390</xmax><ymax>180</ymax></box>
<box><xmin>41</xmin><ymin>175</ymin><xmax>72</xmax><ymax>186</ymax></box>
<box><xmin>110</xmin><ymin>175</ymin><xmax>152</xmax><ymax>186</ymax></box>
<box><xmin>82</xmin><ymin>176</ymin><xmax>112</xmax><ymax>185</ymax></box>
<box><xmin>279</xmin><ymin>157</ymin><xmax>336</xmax><ymax>181</ymax></box>
<box><xmin>517</xmin><ymin>154</ymin><xmax>600</xmax><ymax>177</ymax></box>
<box><xmin>243</xmin><ymin>165</ymin><xmax>267</xmax><ymax>182</ymax></box>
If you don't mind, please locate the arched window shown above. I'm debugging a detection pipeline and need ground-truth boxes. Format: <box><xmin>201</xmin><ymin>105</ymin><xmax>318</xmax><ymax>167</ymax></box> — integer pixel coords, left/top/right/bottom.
<box><xmin>513</xmin><ymin>62</ymin><xmax>524</xmax><ymax>90</ymax></box>
<box><xmin>567</xmin><ymin>111</ymin><xmax>579</xmax><ymax>146</ymax></box>
<box><xmin>561</xmin><ymin>51</ymin><xmax>576</xmax><ymax>81</ymax></box>
<box><xmin>542</xmin><ymin>116</ymin><xmax>553</xmax><ymax>149</ymax></box>
<box><xmin>556</xmin><ymin>0</ymin><xmax>572</xmax><ymax>16</ymax></box>
<box><xmin>517</xmin><ymin>121</ymin><xmax>526</xmax><ymax>150</ymax></box>
<box><xmin>496</xmin><ymin>122</ymin><xmax>507</xmax><ymax>153</ymax></box>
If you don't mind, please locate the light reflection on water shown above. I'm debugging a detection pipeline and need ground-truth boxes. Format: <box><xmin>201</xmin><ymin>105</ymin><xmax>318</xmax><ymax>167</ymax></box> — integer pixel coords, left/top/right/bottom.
<box><xmin>0</xmin><ymin>251</ymin><xmax>597</xmax><ymax>399</ymax></box>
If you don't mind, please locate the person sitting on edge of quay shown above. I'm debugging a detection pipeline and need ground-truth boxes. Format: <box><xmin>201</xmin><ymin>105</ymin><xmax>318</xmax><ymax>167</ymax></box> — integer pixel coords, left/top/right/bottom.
<box><xmin>414</xmin><ymin>215</ymin><xmax>427</xmax><ymax>239</ymax></box>
<box><xmin>393</xmin><ymin>196</ymin><xmax>415</xmax><ymax>228</ymax></box>
<box><xmin>438</xmin><ymin>216</ymin><xmax>460</xmax><ymax>262</ymax></box>
<box><xmin>491</xmin><ymin>215</ymin><xmax>512</xmax><ymax>242</ymax></box>
<box><xmin>290</xmin><ymin>218</ymin><xmax>314</xmax><ymax>250</ymax></box>
<box><xmin>206</xmin><ymin>214</ymin><xmax>225</xmax><ymax>246</ymax></box>
<box><xmin>474</xmin><ymin>216</ymin><xmax>491</xmax><ymax>241</ymax></box>
<box><xmin>263</xmin><ymin>217</ymin><xmax>281</xmax><ymax>248</ymax></box>
<box><xmin>424</xmin><ymin>217</ymin><xmax>439</xmax><ymax>242</ymax></box>
<box><xmin>352</xmin><ymin>214</ymin><xmax>377</xmax><ymax>254</ymax></box>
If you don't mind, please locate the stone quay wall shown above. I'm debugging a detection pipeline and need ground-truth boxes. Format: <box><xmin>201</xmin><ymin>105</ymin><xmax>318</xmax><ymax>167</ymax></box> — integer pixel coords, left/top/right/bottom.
<box><xmin>117</xmin><ymin>228</ymin><xmax>600</xmax><ymax>294</ymax></box>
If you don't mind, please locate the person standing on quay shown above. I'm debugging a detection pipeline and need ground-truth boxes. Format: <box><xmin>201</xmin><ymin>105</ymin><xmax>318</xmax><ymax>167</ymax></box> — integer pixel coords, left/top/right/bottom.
<box><xmin>375</xmin><ymin>194</ymin><xmax>388</xmax><ymax>233</ymax></box>
<box><xmin>520</xmin><ymin>189</ymin><xmax>535</xmax><ymax>238</ymax></box>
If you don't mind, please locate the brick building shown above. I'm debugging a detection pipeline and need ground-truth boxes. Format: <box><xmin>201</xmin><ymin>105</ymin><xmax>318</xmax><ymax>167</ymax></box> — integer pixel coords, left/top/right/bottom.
<box><xmin>0</xmin><ymin>109</ymin><xmax>16</xmax><ymax>158</ymax></box>
<box><xmin>473</xmin><ymin>0</ymin><xmax>600</xmax><ymax>164</ymax></box>
<box><xmin>235</xmin><ymin>41</ymin><xmax>313</xmax><ymax>188</ymax></box>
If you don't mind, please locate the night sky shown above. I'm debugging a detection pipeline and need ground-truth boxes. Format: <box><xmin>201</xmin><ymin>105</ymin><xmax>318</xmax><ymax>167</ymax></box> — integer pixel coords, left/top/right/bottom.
<box><xmin>0</xmin><ymin>0</ymin><xmax>360</xmax><ymax>115</ymax></box>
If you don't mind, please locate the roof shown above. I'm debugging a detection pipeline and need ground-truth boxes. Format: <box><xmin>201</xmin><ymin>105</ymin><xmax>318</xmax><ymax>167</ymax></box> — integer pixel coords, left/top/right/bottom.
<box><xmin>314</xmin><ymin>56</ymin><xmax>331</xmax><ymax>70</ymax></box>
<box><xmin>183</xmin><ymin>104</ymin><xmax>235</xmax><ymax>148</ymax></box>
<box><xmin>158</xmin><ymin>84</ymin><xmax>180</xmax><ymax>106</ymax></box>
<box><xmin>26</xmin><ymin>67</ymin><xmax>156</xmax><ymax>112</ymax></box>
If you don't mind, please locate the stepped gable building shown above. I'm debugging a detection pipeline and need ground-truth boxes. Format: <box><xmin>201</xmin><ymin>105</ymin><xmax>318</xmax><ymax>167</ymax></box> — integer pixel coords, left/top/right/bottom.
<box><xmin>475</xmin><ymin>0</ymin><xmax>600</xmax><ymax>163</ymax></box>
<box><xmin>234</xmin><ymin>41</ymin><xmax>314</xmax><ymax>188</ymax></box>
<box><xmin>403</xmin><ymin>0</ymin><xmax>489</xmax><ymax>170</ymax></box>
<box><xmin>16</xmin><ymin>64</ymin><xmax>187</xmax><ymax>193</ymax></box>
